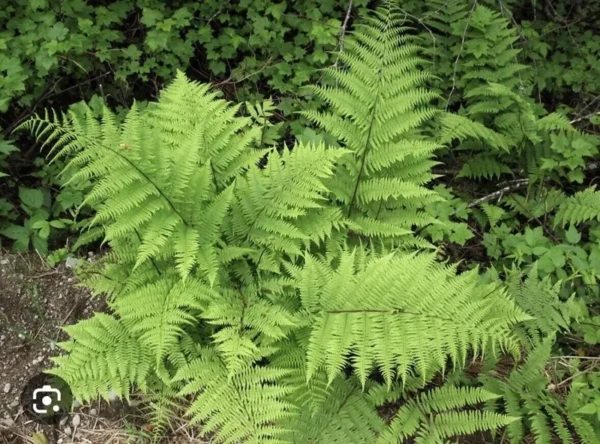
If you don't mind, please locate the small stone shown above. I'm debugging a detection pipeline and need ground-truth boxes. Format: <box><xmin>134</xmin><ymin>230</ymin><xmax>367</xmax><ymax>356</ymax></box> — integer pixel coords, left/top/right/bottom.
<box><xmin>72</xmin><ymin>399</ymin><xmax>82</xmax><ymax>408</ymax></box>
<box><xmin>3</xmin><ymin>383</ymin><xmax>10</xmax><ymax>393</ymax></box>
<box><xmin>57</xmin><ymin>440</ymin><xmax>63</xmax><ymax>444</ymax></box>
<box><xmin>63</xmin><ymin>426</ymin><xmax>72</xmax><ymax>435</ymax></box>
<box><xmin>90</xmin><ymin>408</ymin><xmax>97</xmax><ymax>416</ymax></box>
<box><xmin>1</xmin><ymin>418</ymin><xmax>14</xmax><ymax>427</ymax></box>
<box><xmin>65</xmin><ymin>257</ymin><xmax>79</xmax><ymax>269</ymax></box>
<box><xmin>72</xmin><ymin>413</ymin><xmax>81</xmax><ymax>427</ymax></box>
<box><xmin>107</xmin><ymin>390</ymin><xmax>117</xmax><ymax>401</ymax></box>
<box><xmin>10</xmin><ymin>400</ymin><xmax>19</xmax><ymax>408</ymax></box>
<box><xmin>59</xmin><ymin>416</ymin><xmax>68</xmax><ymax>426</ymax></box>
<box><xmin>0</xmin><ymin>259</ymin><xmax>9</xmax><ymax>265</ymax></box>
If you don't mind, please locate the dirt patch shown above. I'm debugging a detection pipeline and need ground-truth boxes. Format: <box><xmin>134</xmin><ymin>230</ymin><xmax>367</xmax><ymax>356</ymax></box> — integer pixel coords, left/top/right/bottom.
<box><xmin>0</xmin><ymin>251</ymin><xmax>207</xmax><ymax>443</ymax></box>
<box><xmin>0</xmin><ymin>251</ymin><xmax>108</xmax><ymax>442</ymax></box>
<box><xmin>0</xmin><ymin>252</ymin><xmax>104</xmax><ymax>418</ymax></box>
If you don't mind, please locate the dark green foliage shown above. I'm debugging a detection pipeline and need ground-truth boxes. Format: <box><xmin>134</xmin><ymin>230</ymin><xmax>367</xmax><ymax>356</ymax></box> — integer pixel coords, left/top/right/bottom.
<box><xmin>6</xmin><ymin>0</ymin><xmax>600</xmax><ymax>442</ymax></box>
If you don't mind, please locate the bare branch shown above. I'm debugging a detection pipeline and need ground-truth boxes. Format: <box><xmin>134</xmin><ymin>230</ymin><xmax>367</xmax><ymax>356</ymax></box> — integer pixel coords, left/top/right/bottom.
<box><xmin>569</xmin><ymin>111</ymin><xmax>600</xmax><ymax>125</ymax></box>
<box><xmin>467</xmin><ymin>181</ymin><xmax>529</xmax><ymax>208</ymax></box>
<box><xmin>333</xmin><ymin>0</ymin><xmax>354</xmax><ymax>70</ymax></box>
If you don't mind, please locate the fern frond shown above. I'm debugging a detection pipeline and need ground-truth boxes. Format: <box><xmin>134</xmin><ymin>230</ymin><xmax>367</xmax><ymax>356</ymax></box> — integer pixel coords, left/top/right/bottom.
<box><xmin>112</xmin><ymin>277</ymin><xmax>212</xmax><ymax>368</ymax></box>
<box><xmin>458</xmin><ymin>153</ymin><xmax>513</xmax><ymax>180</ymax></box>
<box><xmin>26</xmin><ymin>73</ymin><xmax>258</xmax><ymax>280</ymax></box>
<box><xmin>438</xmin><ymin>113</ymin><xmax>509</xmax><ymax>151</ymax></box>
<box><xmin>554</xmin><ymin>186</ymin><xmax>600</xmax><ymax>227</ymax></box>
<box><xmin>303</xmin><ymin>249</ymin><xmax>529</xmax><ymax>386</ymax></box>
<box><xmin>228</xmin><ymin>142</ymin><xmax>346</xmax><ymax>260</ymax></box>
<box><xmin>174</xmin><ymin>347</ymin><xmax>293</xmax><ymax>444</ymax></box>
<box><xmin>303</xmin><ymin>2</ymin><xmax>441</xmax><ymax>239</ymax></box>
<box><xmin>378</xmin><ymin>383</ymin><xmax>516</xmax><ymax>443</ymax></box>
<box><xmin>49</xmin><ymin>313</ymin><xmax>152</xmax><ymax>402</ymax></box>
<box><xmin>506</xmin><ymin>267</ymin><xmax>570</xmax><ymax>342</ymax></box>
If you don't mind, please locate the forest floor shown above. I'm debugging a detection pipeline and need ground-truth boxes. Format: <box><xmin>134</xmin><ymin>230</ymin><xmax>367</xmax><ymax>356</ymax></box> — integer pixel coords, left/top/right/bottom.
<box><xmin>0</xmin><ymin>251</ymin><xmax>206</xmax><ymax>444</ymax></box>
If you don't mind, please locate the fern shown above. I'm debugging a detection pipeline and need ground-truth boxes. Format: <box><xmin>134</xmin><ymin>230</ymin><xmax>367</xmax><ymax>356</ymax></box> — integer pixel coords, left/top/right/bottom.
<box><xmin>505</xmin><ymin>267</ymin><xmax>572</xmax><ymax>345</ymax></box>
<box><xmin>275</xmin><ymin>347</ymin><xmax>386</xmax><ymax>443</ymax></box>
<box><xmin>458</xmin><ymin>153</ymin><xmax>513</xmax><ymax>180</ymax></box>
<box><xmin>21</xmin><ymin>72</ymin><xmax>260</xmax><ymax>281</ymax></box>
<box><xmin>481</xmin><ymin>203</ymin><xmax>506</xmax><ymax>227</ymax></box>
<box><xmin>505</xmin><ymin>187</ymin><xmax>566</xmax><ymax>219</ymax></box>
<box><xmin>49</xmin><ymin>313</ymin><xmax>152</xmax><ymax>402</ymax></box>
<box><xmin>377</xmin><ymin>383</ymin><xmax>517</xmax><ymax>443</ymax></box>
<box><xmin>174</xmin><ymin>347</ymin><xmax>293</xmax><ymax>444</ymax></box>
<box><xmin>419</xmin><ymin>3</ymin><xmax>550</xmax><ymax>185</ymax></box>
<box><xmin>303</xmin><ymin>2</ymin><xmax>442</xmax><ymax>241</ymax></box>
<box><xmin>480</xmin><ymin>337</ymin><xmax>597</xmax><ymax>443</ymax></box>
<box><xmin>22</xmin><ymin>5</ymin><xmax>541</xmax><ymax>443</ymax></box>
<box><xmin>112</xmin><ymin>277</ymin><xmax>213</xmax><ymax>370</ymax></box>
<box><xmin>227</xmin><ymin>143</ymin><xmax>347</xmax><ymax>261</ymax></box>
<box><xmin>554</xmin><ymin>186</ymin><xmax>600</xmax><ymax>227</ymax></box>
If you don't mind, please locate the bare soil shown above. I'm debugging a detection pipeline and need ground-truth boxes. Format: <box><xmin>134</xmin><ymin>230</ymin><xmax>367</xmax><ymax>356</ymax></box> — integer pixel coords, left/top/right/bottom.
<box><xmin>0</xmin><ymin>252</ymin><xmax>207</xmax><ymax>444</ymax></box>
<box><xmin>0</xmin><ymin>251</ymin><xmax>102</xmax><ymax>414</ymax></box>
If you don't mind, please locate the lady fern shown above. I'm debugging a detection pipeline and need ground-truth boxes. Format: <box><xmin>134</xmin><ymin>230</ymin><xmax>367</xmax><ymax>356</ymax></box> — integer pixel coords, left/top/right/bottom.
<box><xmin>23</xmin><ymin>4</ymin><xmax>536</xmax><ymax>442</ymax></box>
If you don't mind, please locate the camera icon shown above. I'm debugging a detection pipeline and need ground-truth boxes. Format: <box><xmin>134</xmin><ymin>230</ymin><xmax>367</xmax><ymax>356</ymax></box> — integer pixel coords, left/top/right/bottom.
<box><xmin>32</xmin><ymin>385</ymin><xmax>62</xmax><ymax>414</ymax></box>
<box><xmin>22</xmin><ymin>373</ymin><xmax>73</xmax><ymax>424</ymax></box>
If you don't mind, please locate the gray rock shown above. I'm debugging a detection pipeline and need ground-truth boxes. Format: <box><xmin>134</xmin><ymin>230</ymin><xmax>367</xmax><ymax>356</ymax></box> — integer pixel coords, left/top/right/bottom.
<box><xmin>63</xmin><ymin>426</ymin><xmax>72</xmax><ymax>435</ymax></box>
<box><xmin>3</xmin><ymin>383</ymin><xmax>10</xmax><ymax>393</ymax></box>
<box><xmin>65</xmin><ymin>257</ymin><xmax>79</xmax><ymax>269</ymax></box>
<box><xmin>90</xmin><ymin>408</ymin><xmax>97</xmax><ymax>416</ymax></box>
<box><xmin>72</xmin><ymin>413</ymin><xmax>81</xmax><ymax>427</ymax></box>
<box><xmin>0</xmin><ymin>418</ymin><xmax>14</xmax><ymax>427</ymax></box>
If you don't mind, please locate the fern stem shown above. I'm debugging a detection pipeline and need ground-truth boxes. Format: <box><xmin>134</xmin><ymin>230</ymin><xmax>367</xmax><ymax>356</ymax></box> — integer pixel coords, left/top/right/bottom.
<box><xmin>134</xmin><ymin>229</ymin><xmax>162</xmax><ymax>276</ymax></box>
<box><xmin>325</xmin><ymin>308</ymin><xmax>455</xmax><ymax>322</ymax></box>
<box><xmin>77</xmin><ymin>134</ymin><xmax>191</xmax><ymax>228</ymax></box>
<box><xmin>326</xmin><ymin>308</ymin><xmax>392</xmax><ymax>313</ymax></box>
<box><xmin>347</xmin><ymin>70</ymin><xmax>382</xmax><ymax>218</ymax></box>
<box><xmin>239</xmin><ymin>290</ymin><xmax>247</xmax><ymax>337</ymax></box>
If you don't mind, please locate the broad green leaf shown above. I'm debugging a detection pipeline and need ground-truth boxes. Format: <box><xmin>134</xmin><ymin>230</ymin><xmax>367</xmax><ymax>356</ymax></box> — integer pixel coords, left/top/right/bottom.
<box><xmin>19</xmin><ymin>187</ymin><xmax>44</xmax><ymax>209</ymax></box>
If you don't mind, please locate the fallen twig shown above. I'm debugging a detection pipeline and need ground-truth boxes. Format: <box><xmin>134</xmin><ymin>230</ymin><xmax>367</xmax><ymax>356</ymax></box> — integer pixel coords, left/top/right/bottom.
<box><xmin>467</xmin><ymin>181</ymin><xmax>529</xmax><ymax>208</ymax></box>
<box><xmin>569</xmin><ymin>110</ymin><xmax>600</xmax><ymax>124</ymax></box>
